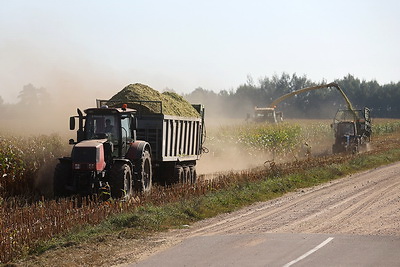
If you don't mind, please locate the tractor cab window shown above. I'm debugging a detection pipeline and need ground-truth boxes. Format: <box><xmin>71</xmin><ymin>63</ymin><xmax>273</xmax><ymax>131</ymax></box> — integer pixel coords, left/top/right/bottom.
<box><xmin>121</xmin><ymin>115</ymin><xmax>132</xmax><ymax>140</ymax></box>
<box><xmin>120</xmin><ymin>115</ymin><xmax>133</xmax><ymax>154</ymax></box>
<box><xmin>85</xmin><ymin>114</ymin><xmax>119</xmax><ymax>144</ymax></box>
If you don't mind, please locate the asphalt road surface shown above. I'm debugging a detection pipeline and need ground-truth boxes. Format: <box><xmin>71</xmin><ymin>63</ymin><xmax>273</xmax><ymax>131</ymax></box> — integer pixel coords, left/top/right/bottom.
<box><xmin>128</xmin><ymin>162</ymin><xmax>400</xmax><ymax>266</ymax></box>
<box><xmin>133</xmin><ymin>233</ymin><xmax>400</xmax><ymax>267</ymax></box>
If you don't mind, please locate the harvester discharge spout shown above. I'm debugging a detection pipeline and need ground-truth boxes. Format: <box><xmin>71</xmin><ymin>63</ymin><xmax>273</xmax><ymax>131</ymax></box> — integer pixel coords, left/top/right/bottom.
<box><xmin>268</xmin><ymin>82</ymin><xmax>354</xmax><ymax>111</ymax></box>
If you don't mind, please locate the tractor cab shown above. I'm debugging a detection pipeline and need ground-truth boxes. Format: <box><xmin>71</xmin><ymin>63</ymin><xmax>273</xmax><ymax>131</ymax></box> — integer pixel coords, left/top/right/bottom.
<box><xmin>85</xmin><ymin>113</ymin><xmax>119</xmax><ymax>144</ymax></box>
<box><xmin>70</xmin><ymin>106</ymin><xmax>137</xmax><ymax>158</ymax></box>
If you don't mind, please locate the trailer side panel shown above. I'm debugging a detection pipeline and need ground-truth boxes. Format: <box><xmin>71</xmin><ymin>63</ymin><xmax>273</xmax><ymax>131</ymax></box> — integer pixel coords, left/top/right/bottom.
<box><xmin>136</xmin><ymin>114</ymin><xmax>203</xmax><ymax>163</ymax></box>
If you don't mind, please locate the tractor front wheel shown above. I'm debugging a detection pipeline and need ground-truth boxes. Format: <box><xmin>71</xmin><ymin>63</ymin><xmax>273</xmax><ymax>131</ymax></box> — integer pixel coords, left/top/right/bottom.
<box><xmin>110</xmin><ymin>162</ymin><xmax>132</xmax><ymax>199</ymax></box>
<box><xmin>53</xmin><ymin>161</ymin><xmax>71</xmax><ymax>198</ymax></box>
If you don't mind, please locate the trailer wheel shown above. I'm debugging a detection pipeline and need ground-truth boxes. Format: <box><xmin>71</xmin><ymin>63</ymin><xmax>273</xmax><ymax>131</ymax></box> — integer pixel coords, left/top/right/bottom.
<box><xmin>135</xmin><ymin>150</ymin><xmax>152</xmax><ymax>193</ymax></box>
<box><xmin>110</xmin><ymin>162</ymin><xmax>132</xmax><ymax>199</ymax></box>
<box><xmin>189</xmin><ymin>166</ymin><xmax>197</xmax><ymax>184</ymax></box>
<box><xmin>174</xmin><ymin>166</ymin><xmax>183</xmax><ymax>184</ymax></box>
<box><xmin>53</xmin><ymin>161</ymin><xmax>71</xmax><ymax>197</ymax></box>
<box><xmin>182</xmin><ymin>166</ymin><xmax>191</xmax><ymax>184</ymax></box>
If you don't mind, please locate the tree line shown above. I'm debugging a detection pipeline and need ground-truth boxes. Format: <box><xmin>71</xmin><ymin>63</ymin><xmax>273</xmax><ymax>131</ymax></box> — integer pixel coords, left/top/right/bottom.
<box><xmin>1</xmin><ymin>73</ymin><xmax>399</xmax><ymax>128</ymax></box>
<box><xmin>0</xmin><ymin>84</ymin><xmax>61</xmax><ymax>133</ymax></box>
<box><xmin>185</xmin><ymin>73</ymin><xmax>400</xmax><ymax>119</ymax></box>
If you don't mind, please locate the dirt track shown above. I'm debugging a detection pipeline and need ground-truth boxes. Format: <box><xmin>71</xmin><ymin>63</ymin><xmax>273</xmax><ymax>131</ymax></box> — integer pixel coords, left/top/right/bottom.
<box><xmin>18</xmin><ymin>160</ymin><xmax>400</xmax><ymax>266</ymax></box>
<box><xmin>178</xmin><ymin>162</ymin><xmax>400</xmax><ymax>238</ymax></box>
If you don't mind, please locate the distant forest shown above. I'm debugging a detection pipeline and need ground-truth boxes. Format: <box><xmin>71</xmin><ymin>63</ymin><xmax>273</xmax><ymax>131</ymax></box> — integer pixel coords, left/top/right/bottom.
<box><xmin>185</xmin><ymin>73</ymin><xmax>400</xmax><ymax>119</ymax></box>
<box><xmin>1</xmin><ymin>73</ymin><xmax>399</xmax><ymax>124</ymax></box>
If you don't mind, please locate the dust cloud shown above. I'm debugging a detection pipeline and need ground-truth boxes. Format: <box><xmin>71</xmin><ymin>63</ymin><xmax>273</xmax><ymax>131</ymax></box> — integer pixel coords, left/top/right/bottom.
<box><xmin>197</xmin><ymin>117</ymin><xmax>287</xmax><ymax>176</ymax></box>
<box><xmin>0</xmin><ymin>39</ymin><xmax>131</xmax><ymax>136</ymax></box>
<box><xmin>34</xmin><ymin>158</ymin><xmax>58</xmax><ymax>198</ymax></box>
<box><xmin>187</xmin><ymin>94</ymin><xmax>337</xmax><ymax>175</ymax></box>
<box><xmin>196</xmin><ymin>145</ymin><xmax>272</xmax><ymax>175</ymax></box>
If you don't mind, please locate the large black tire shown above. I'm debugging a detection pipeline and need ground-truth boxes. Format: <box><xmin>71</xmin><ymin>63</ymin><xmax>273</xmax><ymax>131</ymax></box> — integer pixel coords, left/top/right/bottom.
<box><xmin>53</xmin><ymin>161</ymin><xmax>71</xmax><ymax>198</ymax></box>
<box><xmin>182</xmin><ymin>166</ymin><xmax>191</xmax><ymax>184</ymax></box>
<box><xmin>351</xmin><ymin>144</ymin><xmax>359</xmax><ymax>154</ymax></box>
<box><xmin>189</xmin><ymin>166</ymin><xmax>197</xmax><ymax>184</ymax></box>
<box><xmin>173</xmin><ymin>165</ymin><xmax>183</xmax><ymax>184</ymax></box>
<box><xmin>332</xmin><ymin>143</ymin><xmax>343</xmax><ymax>154</ymax></box>
<box><xmin>134</xmin><ymin>150</ymin><xmax>152</xmax><ymax>193</ymax></box>
<box><xmin>352</xmin><ymin>138</ymin><xmax>361</xmax><ymax>154</ymax></box>
<box><xmin>110</xmin><ymin>162</ymin><xmax>132</xmax><ymax>199</ymax></box>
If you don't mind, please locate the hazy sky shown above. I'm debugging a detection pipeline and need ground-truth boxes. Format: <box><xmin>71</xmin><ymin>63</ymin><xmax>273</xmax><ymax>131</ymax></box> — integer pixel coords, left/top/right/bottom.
<box><xmin>1</xmin><ymin>0</ymin><xmax>399</xmax><ymax>103</ymax></box>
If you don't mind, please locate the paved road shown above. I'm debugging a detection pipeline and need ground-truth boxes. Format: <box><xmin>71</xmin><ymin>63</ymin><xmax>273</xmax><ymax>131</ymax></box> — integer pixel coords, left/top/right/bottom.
<box><xmin>133</xmin><ymin>233</ymin><xmax>400</xmax><ymax>267</ymax></box>
<box><xmin>128</xmin><ymin>162</ymin><xmax>400</xmax><ymax>266</ymax></box>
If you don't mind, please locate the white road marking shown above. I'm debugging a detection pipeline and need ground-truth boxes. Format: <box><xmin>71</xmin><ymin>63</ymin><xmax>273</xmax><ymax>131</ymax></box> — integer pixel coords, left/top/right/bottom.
<box><xmin>282</xmin><ymin>237</ymin><xmax>334</xmax><ymax>267</ymax></box>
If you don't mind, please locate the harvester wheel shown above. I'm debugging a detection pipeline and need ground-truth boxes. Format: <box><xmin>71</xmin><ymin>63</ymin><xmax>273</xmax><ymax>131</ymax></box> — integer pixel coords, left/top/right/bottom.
<box><xmin>332</xmin><ymin>143</ymin><xmax>343</xmax><ymax>154</ymax></box>
<box><xmin>134</xmin><ymin>150</ymin><xmax>152</xmax><ymax>193</ymax></box>
<box><xmin>110</xmin><ymin>162</ymin><xmax>132</xmax><ymax>199</ymax></box>
<box><xmin>351</xmin><ymin>139</ymin><xmax>361</xmax><ymax>154</ymax></box>
<box><xmin>53</xmin><ymin>161</ymin><xmax>71</xmax><ymax>198</ymax></box>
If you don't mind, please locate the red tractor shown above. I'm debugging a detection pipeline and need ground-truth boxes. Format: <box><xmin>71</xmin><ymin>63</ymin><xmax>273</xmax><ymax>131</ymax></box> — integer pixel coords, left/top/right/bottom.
<box><xmin>54</xmin><ymin>105</ymin><xmax>152</xmax><ymax>198</ymax></box>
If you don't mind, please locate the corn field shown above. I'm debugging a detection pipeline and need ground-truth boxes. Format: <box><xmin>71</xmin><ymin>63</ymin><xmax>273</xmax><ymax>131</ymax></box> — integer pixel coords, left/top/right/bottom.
<box><xmin>206</xmin><ymin>120</ymin><xmax>333</xmax><ymax>160</ymax></box>
<box><xmin>1</xmin><ymin>119</ymin><xmax>400</xmax><ymax>263</ymax></box>
<box><xmin>0</xmin><ymin>134</ymin><xmax>67</xmax><ymax>198</ymax></box>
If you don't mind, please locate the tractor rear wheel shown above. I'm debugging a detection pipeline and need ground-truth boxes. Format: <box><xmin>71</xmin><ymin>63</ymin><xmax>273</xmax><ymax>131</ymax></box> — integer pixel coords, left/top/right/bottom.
<box><xmin>110</xmin><ymin>162</ymin><xmax>132</xmax><ymax>199</ymax></box>
<box><xmin>134</xmin><ymin>150</ymin><xmax>152</xmax><ymax>192</ymax></box>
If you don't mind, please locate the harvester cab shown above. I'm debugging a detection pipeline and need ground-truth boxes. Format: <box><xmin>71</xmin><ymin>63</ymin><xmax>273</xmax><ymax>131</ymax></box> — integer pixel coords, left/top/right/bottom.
<box><xmin>332</xmin><ymin>108</ymin><xmax>372</xmax><ymax>154</ymax></box>
<box><xmin>253</xmin><ymin>107</ymin><xmax>283</xmax><ymax>123</ymax></box>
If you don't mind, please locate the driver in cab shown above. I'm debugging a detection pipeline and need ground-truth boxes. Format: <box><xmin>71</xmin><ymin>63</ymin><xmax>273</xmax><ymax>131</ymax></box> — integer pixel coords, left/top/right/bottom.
<box><xmin>105</xmin><ymin>119</ymin><xmax>114</xmax><ymax>133</ymax></box>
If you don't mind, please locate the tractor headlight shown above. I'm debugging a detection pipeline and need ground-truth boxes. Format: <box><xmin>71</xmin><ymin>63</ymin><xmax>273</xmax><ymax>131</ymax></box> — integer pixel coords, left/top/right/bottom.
<box><xmin>73</xmin><ymin>163</ymin><xmax>96</xmax><ymax>171</ymax></box>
